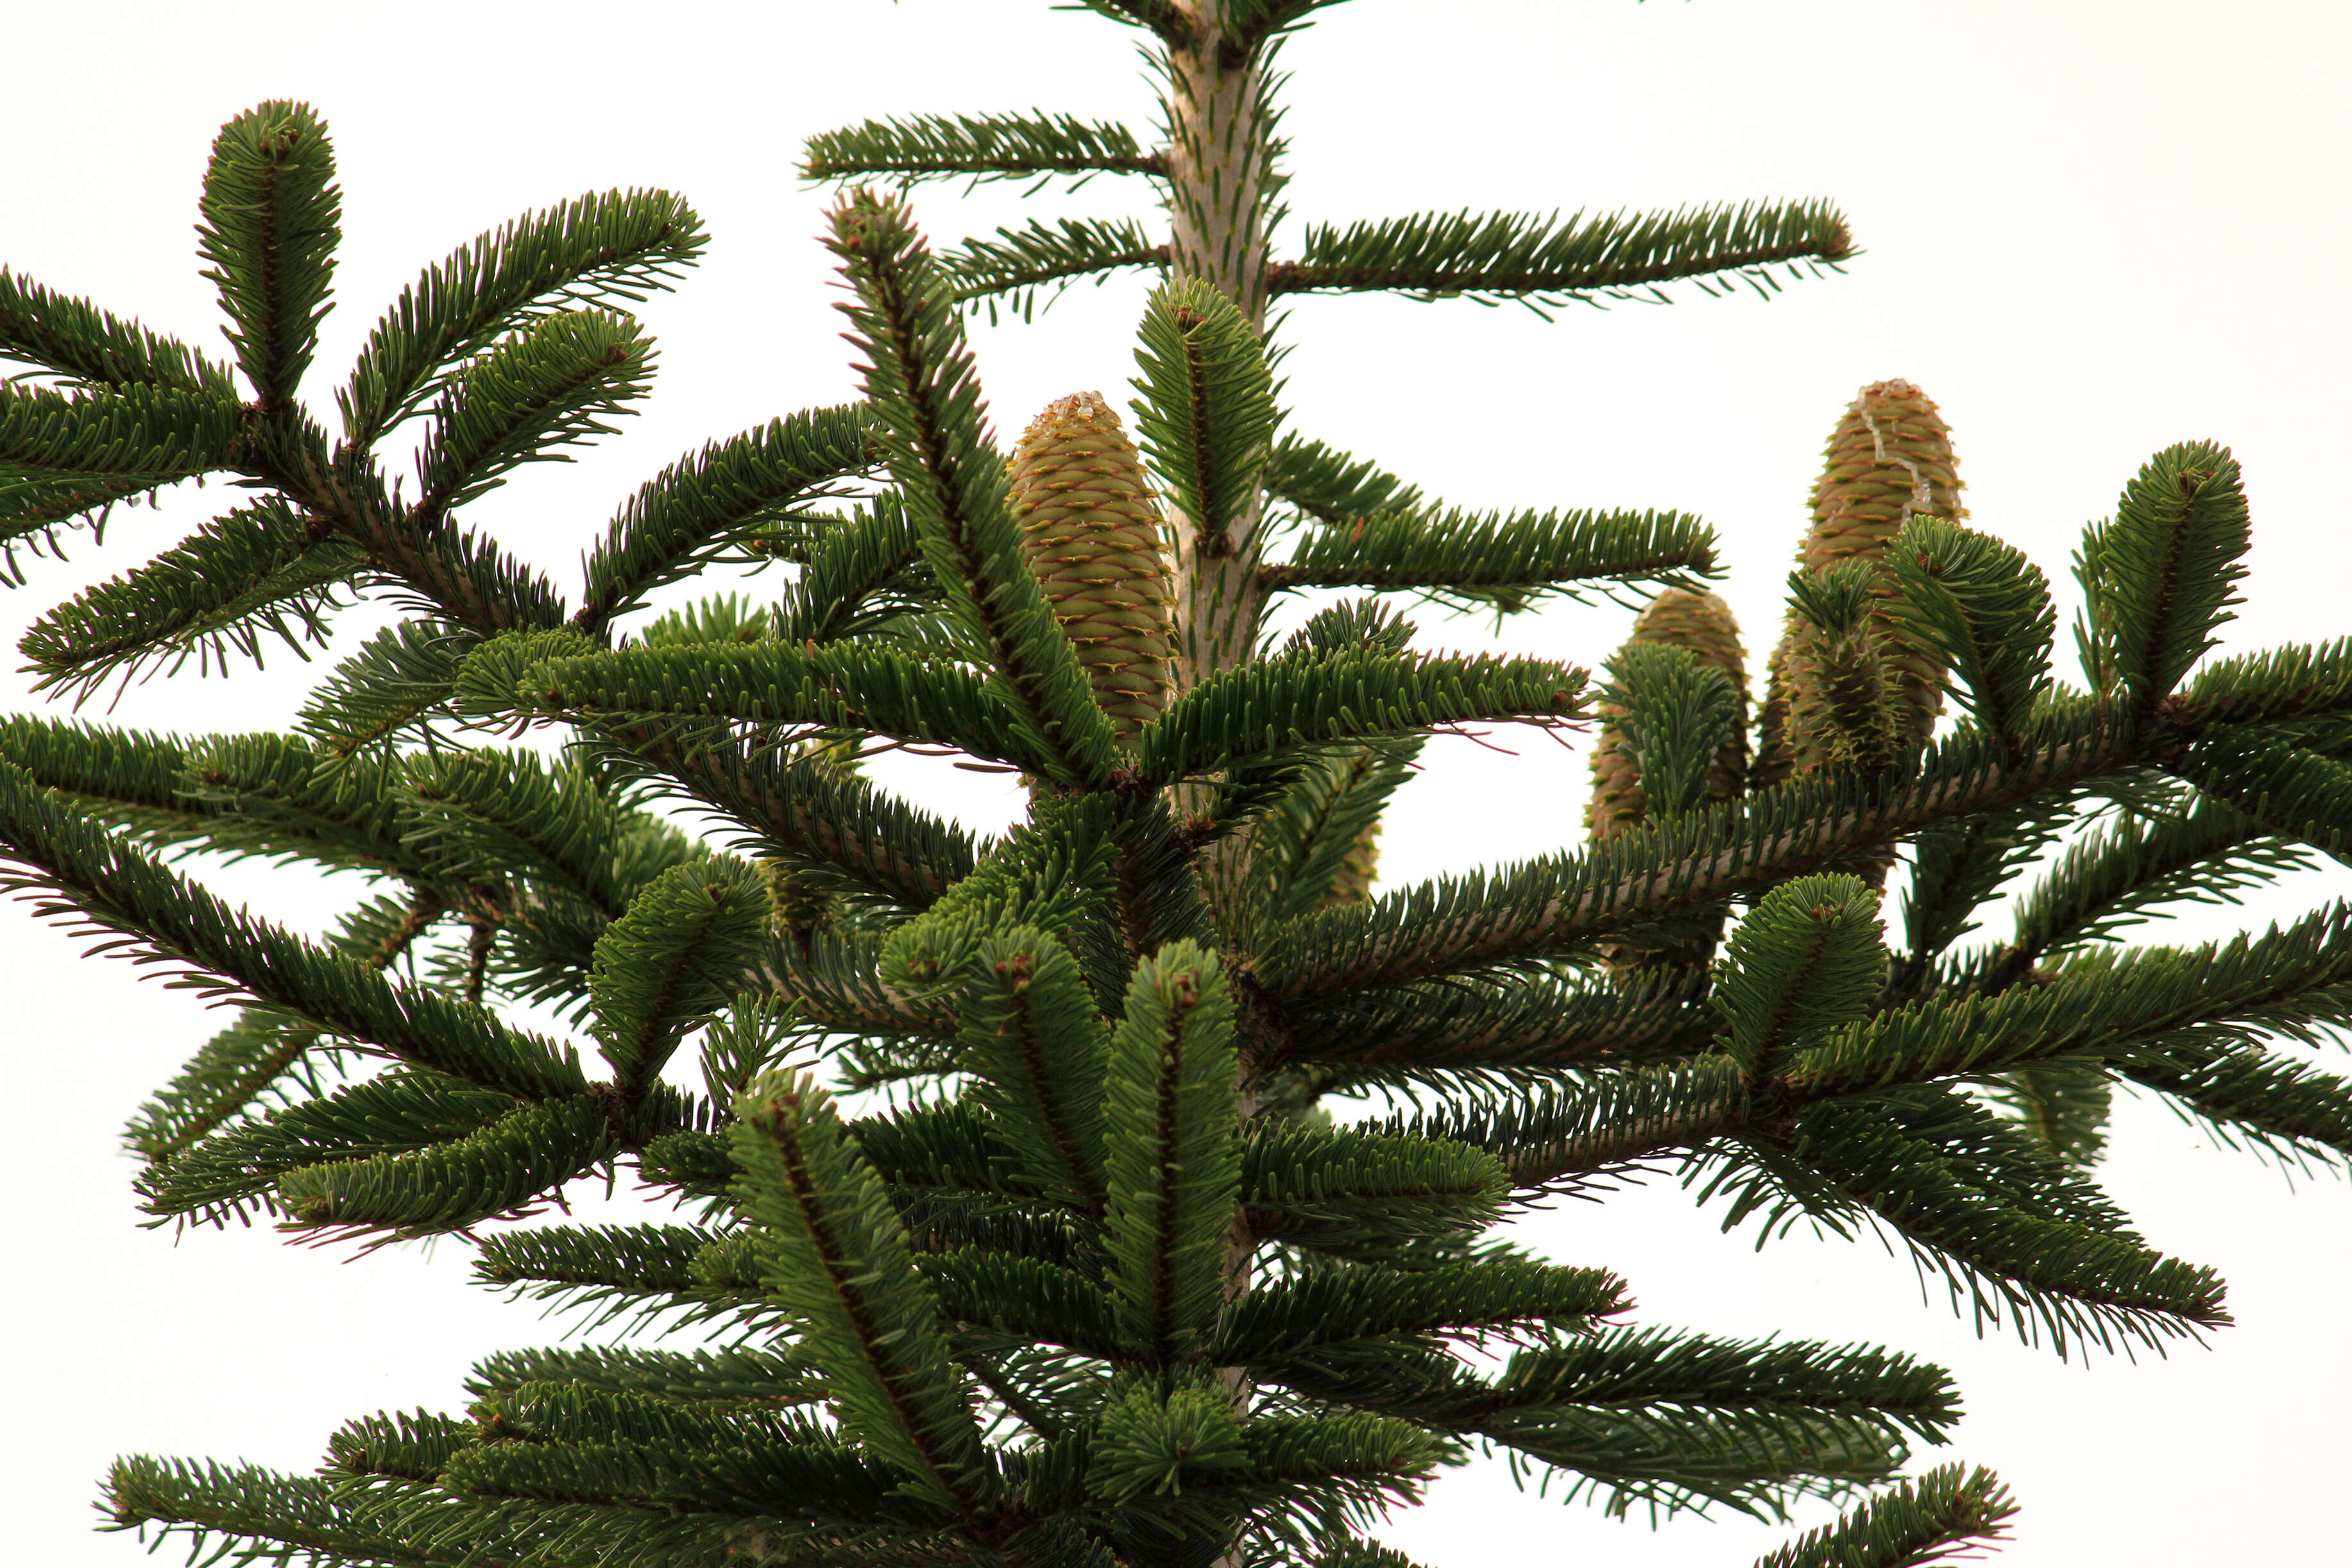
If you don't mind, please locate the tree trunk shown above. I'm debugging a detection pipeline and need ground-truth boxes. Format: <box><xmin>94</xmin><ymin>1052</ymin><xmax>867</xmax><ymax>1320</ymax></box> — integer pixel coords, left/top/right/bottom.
<box><xmin>1163</xmin><ymin>12</ymin><xmax>1274</xmax><ymax>1568</ymax></box>
<box><xmin>1164</xmin><ymin>3</ymin><xmax>1274</xmax><ymax>687</ymax></box>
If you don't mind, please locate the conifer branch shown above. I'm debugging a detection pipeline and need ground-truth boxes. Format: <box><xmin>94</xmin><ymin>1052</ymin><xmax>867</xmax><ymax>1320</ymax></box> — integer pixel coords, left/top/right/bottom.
<box><xmin>19</xmin><ymin>500</ymin><xmax>367</xmax><ymax>701</ymax></box>
<box><xmin>943</xmin><ymin>928</ymin><xmax>1111</xmax><ymax>1208</ymax></box>
<box><xmin>402</xmin><ymin>747</ymin><xmax>661</xmax><ymax>919</ymax></box>
<box><xmin>105</xmin><ymin>1458</ymin><xmax>447</xmax><ymax>1568</ymax></box>
<box><xmin>138</xmin><ymin>1060</ymin><xmax>523</xmax><ymax>1230</ymax></box>
<box><xmin>0</xmin><ymin>762</ymin><xmax>586</xmax><ymax>1100</ymax></box>
<box><xmin>588</xmin><ymin>860</ymin><xmax>769</xmax><ymax>1087</ymax></box>
<box><xmin>523</xmin><ymin>638</ymin><xmax>1049</xmax><ymax>776</ymax></box>
<box><xmin>473</xmin><ymin>1221</ymin><xmax>767</xmax><ymax>1334</ymax></box>
<box><xmin>586</xmin><ymin>722</ymin><xmax>975</xmax><ymax>914</ymax></box>
<box><xmin>1269</xmin><ymin>201</ymin><xmax>1854</xmax><ymax>308</ymax></box>
<box><xmin>0</xmin><ymin>268</ymin><xmax>235</xmax><ymax>393</ymax></box>
<box><xmin>2176</xmin><ymin>724</ymin><xmax>2352</xmax><ymax>858</ymax></box>
<box><xmin>175</xmin><ymin>733</ymin><xmax>434</xmax><ymax>878</ymax></box>
<box><xmin>196</xmin><ymin>102</ymin><xmax>341</xmax><ymax>411</ymax></box>
<box><xmin>940</xmin><ymin>217</ymin><xmax>1168</xmax><ymax>320</ymax></box>
<box><xmin>1242</xmin><ymin>1124</ymin><xmax>1509</xmax><ymax>1255</ymax></box>
<box><xmin>129</xmin><ymin>1014</ymin><xmax>348</xmax><ymax>1173</ymax></box>
<box><xmin>463</xmin><ymin>1342</ymin><xmax>822</xmax><ymax>1408</ymax></box>
<box><xmin>126</xmin><ymin>891</ymin><xmax>445</xmax><ymax>1172</ymax></box>
<box><xmin>1274</xmin><ymin>971</ymin><xmax>1715</xmax><ymax>1077</ymax></box>
<box><xmin>1714</xmin><ymin>875</ymin><xmax>1888</xmax><ymax>1082</ymax></box>
<box><xmin>1278</xmin><ymin>1328</ymin><xmax>1947</xmax><ymax>1520</ymax></box>
<box><xmin>0</xmin><ymin>381</ymin><xmax>247</xmax><ymax>486</ymax></box>
<box><xmin>1261</xmin><ymin>434</ymin><xmax>1425</xmax><ymax>528</ymax></box>
<box><xmin>2076</xmin><ymin>442</ymin><xmax>2249</xmax><ymax>713</ymax></box>
<box><xmin>826</xmin><ymin>190</ymin><xmax>1118</xmax><ymax>786</ymax></box>
<box><xmin>1249</xmin><ymin>739</ymin><xmax>1420</xmax><ymax>923</ymax></box>
<box><xmin>411</xmin><ymin>310</ymin><xmax>653</xmax><ymax>525</ymax></box>
<box><xmin>772</xmin><ymin>927</ymin><xmax>962</xmax><ymax>1044</ymax></box>
<box><xmin>575</xmin><ymin>404</ymin><xmax>874</xmax><ymax>635</ymax></box>
<box><xmin>2181</xmin><ymin>636</ymin><xmax>2352</xmax><ymax>726</ymax></box>
<box><xmin>630</xmin><ymin>728</ymin><xmax>978</xmax><ymax>912</ymax></box>
<box><xmin>1751</xmin><ymin>1464</ymin><xmax>2016</xmax><ymax>1568</ymax></box>
<box><xmin>277</xmin><ymin>1093</ymin><xmax>615</xmax><ymax>1238</ymax></box>
<box><xmin>1216</xmin><ymin>1256</ymin><xmax>1627</xmax><ymax>1366</ymax></box>
<box><xmin>1130</xmin><ymin>278</ymin><xmax>1279</xmax><ymax>553</ymax></box>
<box><xmin>1988</xmin><ymin>1062</ymin><xmax>2115</xmax><ymax>1172</ymax></box>
<box><xmin>731</xmin><ymin>1071</ymin><xmax>999</xmax><ymax>1520</ymax></box>
<box><xmin>1895</xmin><ymin>798</ymin><xmax>2077</xmax><ymax>986</ymax></box>
<box><xmin>1786</xmin><ymin>902</ymin><xmax>2352</xmax><ymax>1096</ymax></box>
<box><xmin>1103</xmin><ymin>941</ymin><xmax>1243</xmax><ymax>1363</ymax></box>
<box><xmin>339</xmin><ymin>189</ymin><xmax>704</xmax><ymax>445</ymax></box>
<box><xmin>920</xmin><ymin>1250</ymin><xmax>1123</xmax><ymax>1358</ymax></box>
<box><xmin>1723</xmin><ymin>1090</ymin><xmax>2231</xmax><ymax>1352</ymax></box>
<box><xmin>0</xmin><ymin>715</ymin><xmax>218</xmax><ymax>847</ymax></box>
<box><xmin>0</xmin><ymin>472</ymin><xmax>167</xmax><ymax>563</ymax></box>
<box><xmin>2118</xmin><ymin>1035</ymin><xmax>2352</xmax><ymax>1169</ymax></box>
<box><xmin>770</xmin><ymin>495</ymin><xmax>941</xmax><ymax>646</ymax></box>
<box><xmin>1385</xmin><ymin>1059</ymin><xmax>1750</xmax><ymax>1190</ymax></box>
<box><xmin>271</xmin><ymin>448</ymin><xmax>568</xmax><ymax>636</ymax></box>
<box><xmin>1976</xmin><ymin>794</ymin><xmax>2300</xmax><ymax>991</ymax></box>
<box><xmin>296</xmin><ymin>618</ymin><xmax>477</xmax><ymax>756</ymax></box>
<box><xmin>1880</xmin><ymin>518</ymin><xmax>2055</xmax><ymax>749</ymax></box>
<box><xmin>1134</xmin><ymin>649</ymin><xmax>1587</xmax><ymax>783</ymax></box>
<box><xmin>804</xmin><ymin>112</ymin><xmax>1164</xmax><ymax>184</ymax></box>
<box><xmin>1263</xmin><ymin>504</ymin><xmax>1716</xmax><ymax>611</ymax></box>
<box><xmin>1260</xmin><ymin>699</ymin><xmax>2144</xmax><ymax>1001</ymax></box>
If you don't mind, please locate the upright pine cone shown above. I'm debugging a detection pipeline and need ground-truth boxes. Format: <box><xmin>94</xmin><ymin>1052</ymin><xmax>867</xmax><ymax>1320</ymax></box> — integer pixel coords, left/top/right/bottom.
<box><xmin>1755</xmin><ymin>379</ymin><xmax>1964</xmax><ymax>789</ymax></box>
<box><xmin>1587</xmin><ymin>587</ymin><xmax>1750</xmax><ymax>840</ymax></box>
<box><xmin>1588</xmin><ymin>588</ymin><xmax>1748</xmax><ymax>973</ymax></box>
<box><xmin>1006</xmin><ymin>391</ymin><xmax>1176</xmax><ymax>742</ymax></box>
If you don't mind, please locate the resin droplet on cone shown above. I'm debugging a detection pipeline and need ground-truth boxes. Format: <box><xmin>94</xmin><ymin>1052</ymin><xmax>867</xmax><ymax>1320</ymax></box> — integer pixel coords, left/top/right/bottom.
<box><xmin>1007</xmin><ymin>391</ymin><xmax>1176</xmax><ymax>742</ymax></box>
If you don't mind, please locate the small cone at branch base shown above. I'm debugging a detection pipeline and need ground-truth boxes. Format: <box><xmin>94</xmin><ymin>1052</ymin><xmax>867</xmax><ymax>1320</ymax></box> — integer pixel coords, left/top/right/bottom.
<box><xmin>1324</xmin><ymin>819</ymin><xmax>1383</xmax><ymax>908</ymax></box>
<box><xmin>762</xmin><ymin>737</ymin><xmax>858</xmax><ymax>949</ymax></box>
<box><xmin>1589</xmin><ymin>588</ymin><xmax>1749</xmax><ymax>971</ymax></box>
<box><xmin>763</xmin><ymin>858</ymin><xmax>834</xmax><ymax>951</ymax></box>
<box><xmin>1589</xmin><ymin>588</ymin><xmax>1750</xmax><ymax>837</ymax></box>
<box><xmin>1757</xmin><ymin>379</ymin><xmax>1965</xmax><ymax>789</ymax></box>
<box><xmin>1007</xmin><ymin>391</ymin><xmax>1177</xmax><ymax>742</ymax></box>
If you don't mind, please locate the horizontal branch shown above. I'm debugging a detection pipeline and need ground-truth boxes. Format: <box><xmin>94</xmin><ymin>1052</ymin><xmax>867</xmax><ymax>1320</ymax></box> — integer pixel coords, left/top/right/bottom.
<box><xmin>1269</xmin><ymin>200</ymin><xmax>1854</xmax><ymax>306</ymax></box>
<box><xmin>1262</xmin><ymin>505</ymin><xmax>1716</xmax><ymax>609</ymax></box>
<box><xmin>803</xmin><ymin>112</ymin><xmax>1163</xmax><ymax>183</ymax></box>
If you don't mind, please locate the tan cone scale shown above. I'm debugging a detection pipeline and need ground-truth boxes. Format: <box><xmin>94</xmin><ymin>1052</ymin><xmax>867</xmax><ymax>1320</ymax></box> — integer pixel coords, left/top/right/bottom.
<box><xmin>1588</xmin><ymin>588</ymin><xmax>1749</xmax><ymax>972</ymax></box>
<box><xmin>1007</xmin><ymin>391</ymin><xmax>1177</xmax><ymax>743</ymax></box>
<box><xmin>1755</xmin><ymin>379</ymin><xmax>1965</xmax><ymax>789</ymax></box>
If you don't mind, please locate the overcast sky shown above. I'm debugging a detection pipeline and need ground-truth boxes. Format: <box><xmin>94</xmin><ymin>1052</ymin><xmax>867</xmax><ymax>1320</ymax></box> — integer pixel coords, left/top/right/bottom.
<box><xmin>4</xmin><ymin>2</ymin><xmax>2351</xmax><ymax>1564</ymax></box>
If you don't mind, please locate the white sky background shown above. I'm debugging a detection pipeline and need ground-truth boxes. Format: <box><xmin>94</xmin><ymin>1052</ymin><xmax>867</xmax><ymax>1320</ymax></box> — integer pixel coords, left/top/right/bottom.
<box><xmin>3</xmin><ymin>0</ymin><xmax>2349</xmax><ymax>1563</ymax></box>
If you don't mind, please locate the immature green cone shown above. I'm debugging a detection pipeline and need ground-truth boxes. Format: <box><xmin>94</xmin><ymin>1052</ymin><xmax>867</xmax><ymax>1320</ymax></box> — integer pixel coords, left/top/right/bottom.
<box><xmin>1589</xmin><ymin>588</ymin><xmax>1749</xmax><ymax>972</ymax></box>
<box><xmin>763</xmin><ymin>858</ymin><xmax>834</xmax><ymax>951</ymax></box>
<box><xmin>1587</xmin><ymin>588</ymin><xmax>1750</xmax><ymax>839</ymax></box>
<box><xmin>1755</xmin><ymin>379</ymin><xmax>1965</xmax><ymax>788</ymax></box>
<box><xmin>762</xmin><ymin>737</ymin><xmax>860</xmax><ymax>950</ymax></box>
<box><xmin>1324</xmin><ymin>819</ymin><xmax>1383</xmax><ymax>907</ymax></box>
<box><xmin>1007</xmin><ymin>391</ymin><xmax>1176</xmax><ymax>742</ymax></box>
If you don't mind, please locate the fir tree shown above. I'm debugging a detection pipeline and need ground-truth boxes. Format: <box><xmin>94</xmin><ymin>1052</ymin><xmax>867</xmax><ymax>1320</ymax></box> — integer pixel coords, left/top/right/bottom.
<box><xmin>3</xmin><ymin>4</ymin><xmax>2348</xmax><ymax>1567</ymax></box>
